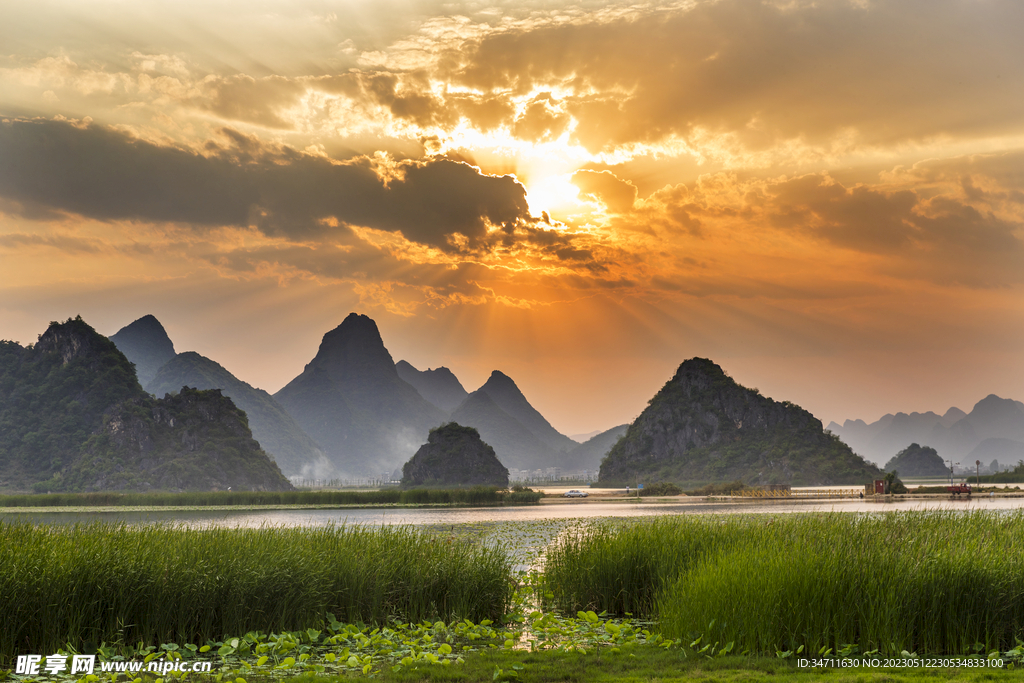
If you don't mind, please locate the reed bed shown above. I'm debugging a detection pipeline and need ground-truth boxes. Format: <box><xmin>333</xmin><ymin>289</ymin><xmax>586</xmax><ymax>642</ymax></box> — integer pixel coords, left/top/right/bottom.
<box><xmin>0</xmin><ymin>521</ymin><xmax>514</xmax><ymax>663</ymax></box>
<box><xmin>543</xmin><ymin>517</ymin><xmax>749</xmax><ymax>616</ymax></box>
<box><xmin>545</xmin><ymin>511</ymin><xmax>1024</xmax><ymax>655</ymax></box>
<box><xmin>0</xmin><ymin>486</ymin><xmax>540</xmax><ymax>508</ymax></box>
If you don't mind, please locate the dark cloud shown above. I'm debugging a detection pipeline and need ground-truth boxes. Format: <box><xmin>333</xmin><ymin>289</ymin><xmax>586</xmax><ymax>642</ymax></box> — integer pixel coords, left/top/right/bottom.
<box><xmin>763</xmin><ymin>173</ymin><xmax>1024</xmax><ymax>285</ymax></box>
<box><xmin>770</xmin><ymin>175</ymin><xmax>919</xmax><ymax>252</ymax></box>
<box><xmin>0</xmin><ymin>119</ymin><xmax>257</xmax><ymax>226</ymax></box>
<box><xmin>0</xmin><ymin>118</ymin><xmax>534</xmax><ymax>252</ymax></box>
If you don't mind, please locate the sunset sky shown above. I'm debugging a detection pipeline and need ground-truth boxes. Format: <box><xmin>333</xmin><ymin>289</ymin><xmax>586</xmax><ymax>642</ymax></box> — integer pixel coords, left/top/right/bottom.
<box><xmin>1</xmin><ymin>0</ymin><xmax>1022</xmax><ymax>436</ymax></box>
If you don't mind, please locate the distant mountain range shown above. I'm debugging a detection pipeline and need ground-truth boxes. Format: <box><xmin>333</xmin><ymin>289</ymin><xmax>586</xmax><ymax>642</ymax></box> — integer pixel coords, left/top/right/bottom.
<box><xmin>0</xmin><ymin>317</ymin><xmax>291</xmax><ymax>492</ymax></box>
<box><xmin>828</xmin><ymin>395</ymin><xmax>1024</xmax><ymax>468</ymax></box>
<box><xmin>110</xmin><ymin>312</ymin><xmax>601</xmax><ymax>479</ymax></box>
<box><xmin>599</xmin><ymin>358</ymin><xmax>884</xmax><ymax>487</ymax></box>
<box><xmin>16</xmin><ymin>311</ymin><xmax>1015</xmax><ymax>492</ymax></box>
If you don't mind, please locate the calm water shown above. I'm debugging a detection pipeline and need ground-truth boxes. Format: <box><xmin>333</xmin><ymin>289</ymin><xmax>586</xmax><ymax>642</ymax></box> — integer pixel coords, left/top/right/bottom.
<box><xmin>3</xmin><ymin>495</ymin><xmax>1023</xmax><ymax>527</ymax></box>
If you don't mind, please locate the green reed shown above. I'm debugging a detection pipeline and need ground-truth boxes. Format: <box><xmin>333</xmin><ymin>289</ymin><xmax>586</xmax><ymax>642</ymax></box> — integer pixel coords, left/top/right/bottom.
<box><xmin>0</xmin><ymin>521</ymin><xmax>514</xmax><ymax>664</ymax></box>
<box><xmin>659</xmin><ymin>511</ymin><xmax>1024</xmax><ymax>655</ymax></box>
<box><xmin>546</xmin><ymin>511</ymin><xmax>1024</xmax><ymax>655</ymax></box>
<box><xmin>543</xmin><ymin>517</ymin><xmax>749</xmax><ymax>616</ymax></box>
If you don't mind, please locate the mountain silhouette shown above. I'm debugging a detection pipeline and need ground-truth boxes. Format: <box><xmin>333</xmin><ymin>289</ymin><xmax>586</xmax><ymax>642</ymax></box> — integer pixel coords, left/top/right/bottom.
<box><xmin>395</xmin><ymin>360</ymin><xmax>469</xmax><ymax>413</ymax></box>
<box><xmin>476</xmin><ymin>371</ymin><xmax>577</xmax><ymax>453</ymax></box>
<box><xmin>109</xmin><ymin>314</ymin><xmax>176</xmax><ymax>387</ymax></box>
<box><xmin>450</xmin><ymin>390</ymin><xmax>558</xmax><ymax>470</ymax></box>
<box><xmin>830</xmin><ymin>394</ymin><xmax>1024</xmax><ymax>465</ymax></box>
<box><xmin>274</xmin><ymin>313</ymin><xmax>446</xmax><ymax>476</ymax></box>
<box><xmin>561</xmin><ymin>424</ymin><xmax>629</xmax><ymax>471</ymax></box>
<box><xmin>401</xmin><ymin>423</ymin><xmax>508</xmax><ymax>487</ymax></box>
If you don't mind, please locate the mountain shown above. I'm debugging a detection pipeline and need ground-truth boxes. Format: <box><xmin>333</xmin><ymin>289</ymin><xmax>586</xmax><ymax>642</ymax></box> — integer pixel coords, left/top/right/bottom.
<box><xmin>561</xmin><ymin>424</ymin><xmax>629</xmax><ymax>471</ymax></box>
<box><xmin>71</xmin><ymin>386</ymin><xmax>294</xmax><ymax>492</ymax></box>
<box><xmin>883</xmin><ymin>443</ymin><xmax>949</xmax><ymax>478</ymax></box>
<box><xmin>147</xmin><ymin>352</ymin><xmax>332</xmax><ymax>478</ymax></box>
<box><xmin>450</xmin><ymin>391</ymin><xmax>557</xmax><ymax>470</ymax></box>
<box><xmin>274</xmin><ymin>313</ymin><xmax>447</xmax><ymax>476</ymax></box>
<box><xmin>830</xmin><ymin>395</ymin><xmax>1024</xmax><ymax>465</ymax></box>
<box><xmin>475</xmin><ymin>371</ymin><xmax>578</xmax><ymax>453</ymax></box>
<box><xmin>0</xmin><ymin>317</ymin><xmax>291</xmax><ymax>492</ymax></box>
<box><xmin>109</xmin><ymin>314</ymin><xmax>176</xmax><ymax>387</ymax></box>
<box><xmin>395</xmin><ymin>360</ymin><xmax>469</xmax><ymax>413</ymax></box>
<box><xmin>401</xmin><ymin>423</ymin><xmax>508</xmax><ymax>488</ymax></box>
<box><xmin>598</xmin><ymin>358</ymin><xmax>883</xmax><ymax>487</ymax></box>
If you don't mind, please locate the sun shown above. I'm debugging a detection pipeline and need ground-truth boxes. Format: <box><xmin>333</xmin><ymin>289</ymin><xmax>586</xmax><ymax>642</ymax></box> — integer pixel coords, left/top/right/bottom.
<box><xmin>522</xmin><ymin>174</ymin><xmax>583</xmax><ymax>217</ymax></box>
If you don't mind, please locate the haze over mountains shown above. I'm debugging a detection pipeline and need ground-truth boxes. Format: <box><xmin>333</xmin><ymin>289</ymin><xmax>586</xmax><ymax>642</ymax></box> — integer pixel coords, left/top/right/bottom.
<box><xmin>148</xmin><ymin>352</ymin><xmax>332</xmax><ymax>478</ymax></box>
<box><xmin>828</xmin><ymin>396</ymin><xmax>1024</xmax><ymax>469</ymax></box>
<box><xmin>110</xmin><ymin>312</ymin><xmax>606</xmax><ymax>479</ymax></box>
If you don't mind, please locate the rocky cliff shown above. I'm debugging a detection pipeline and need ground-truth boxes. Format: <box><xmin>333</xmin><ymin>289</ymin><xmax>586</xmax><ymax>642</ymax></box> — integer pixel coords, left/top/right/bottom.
<box><xmin>598</xmin><ymin>358</ymin><xmax>883</xmax><ymax>487</ymax></box>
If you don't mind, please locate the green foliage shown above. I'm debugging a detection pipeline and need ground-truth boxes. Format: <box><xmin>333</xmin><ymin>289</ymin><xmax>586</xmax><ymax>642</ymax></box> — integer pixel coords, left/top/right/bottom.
<box><xmin>402</xmin><ymin>423</ymin><xmax>509</xmax><ymax>488</ymax></box>
<box><xmin>0</xmin><ymin>487</ymin><xmax>544</xmax><ymax>507</ymax></box>
<box><xmin>638</xmin><ymin>482</ymin><xmax>683</xmax><ymax>497</ymax></box>
<box><xmin>543</xmin><ymin>518</ymin><xmax>749</xmax><ymax>617</ymax></box>
<box><xmin>0</xmin><ymin>522</ymin><xmax>515</xmax><ymax>662</ymax></box>
<box><xmin>0</xmin><ymin>319</ymin><xmax>147</xmax><ymax>489</ymax></box>
<box><xmin>654</xmin><ymin>511</ymin><xmax>1024</xmax><ymax>655</ymax></box>
<box><xmin>884</xmin><ymin>469</ymin><xmax>908</xmax><ymax>494</ymax></box>
<box><xmin>685</xmin><ymin>481</ymin><xmax>747</xmax><ymax>496</ymax></box>
<box><xmin>146</xmin><ymin>351</ymin><xmax>325</xmax><ymax>477</ymax></box>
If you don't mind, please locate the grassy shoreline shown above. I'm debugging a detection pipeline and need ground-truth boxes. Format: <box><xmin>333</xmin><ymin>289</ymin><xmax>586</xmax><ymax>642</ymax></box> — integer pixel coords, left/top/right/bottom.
<box><xmin>6</xmin><ymin>512</ymin><xmax>1024</xmax><ymax>680</ymax></box>
<box><xmin>0</xmin><ymin>487</ymin><xmax>543</xmax><ymax>509</ymax></box>
<box><xmin>0</xmin><ymin>522</ymin><xmax>514</xmax><ymax>663</ymax></box>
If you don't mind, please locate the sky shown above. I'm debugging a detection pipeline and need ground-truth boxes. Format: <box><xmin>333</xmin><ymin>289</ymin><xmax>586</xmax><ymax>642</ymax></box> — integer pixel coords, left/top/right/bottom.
<box><xmin>1</xmin><ymin>0</ymin><xmax>1022</xmax><ymax>437</ymax></box>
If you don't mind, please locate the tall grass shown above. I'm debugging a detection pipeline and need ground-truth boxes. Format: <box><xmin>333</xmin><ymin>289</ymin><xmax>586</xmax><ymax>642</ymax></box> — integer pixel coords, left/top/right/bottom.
<box><xmin>545</xmin><ymin>511</ymin><xmax>1024</xmax><ymax>655</ymax></box>
<box><xmin>0</xmin><ymin>522</ymin><xmax>514</xmax><ymax>663</ymax></box>
<box><xmin>543</xmin><ymin>517</ymin><xmax>748</xmax><ymax>616</ymax></box>
<box><xmin>0</xmin><ymin>487</ymin><xmax>540</xmax><ymax>508</ymax></box>
<box><xmin>660</xmin><ymin>511</ymin><xmax>1024</xmax><ymax>655</ymax></box>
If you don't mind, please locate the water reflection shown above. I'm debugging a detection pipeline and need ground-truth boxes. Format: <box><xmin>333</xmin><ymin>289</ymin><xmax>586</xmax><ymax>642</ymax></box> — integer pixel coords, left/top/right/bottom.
<box><xmin>3</xmin><ymin>494</ymin><xmax>1022</xmax><ymax>527</ymax></box>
